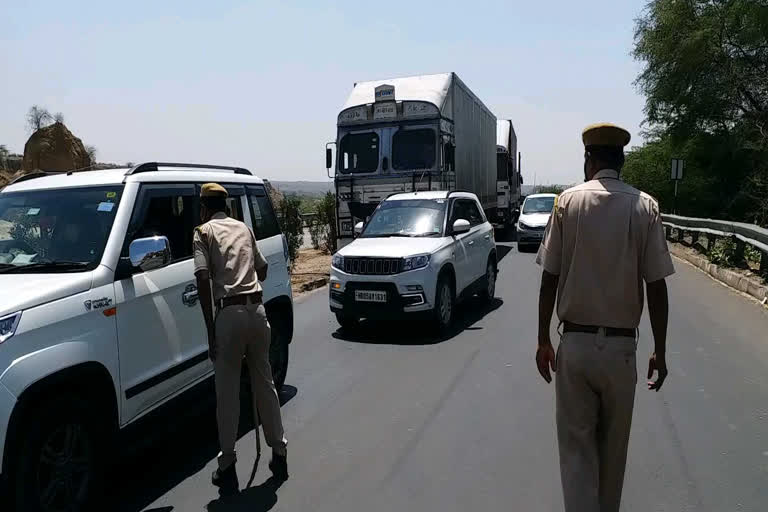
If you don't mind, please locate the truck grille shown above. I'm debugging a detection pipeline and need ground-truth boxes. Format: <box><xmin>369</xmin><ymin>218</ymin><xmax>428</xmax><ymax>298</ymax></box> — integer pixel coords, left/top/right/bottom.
<box><xmin>344</xmin><ymin>257</ymin><xmax>402</xmax><ymax>275</ymax></box>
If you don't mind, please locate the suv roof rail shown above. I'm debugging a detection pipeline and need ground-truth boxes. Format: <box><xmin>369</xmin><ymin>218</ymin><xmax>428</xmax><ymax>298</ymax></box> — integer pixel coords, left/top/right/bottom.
<box><xmin>446</xmin><ymin>189</ymin><xmax>471</xmax><ymax>198</ymax></box>
<box><xmin>126</xmin><ymin>162</ymin><xmax>252</xmax><ymax>176</ymax></box>
<box><xmin>7</xmin><ymin>171</ymin><xmax>53</xmax><ymax>186</ymax></box>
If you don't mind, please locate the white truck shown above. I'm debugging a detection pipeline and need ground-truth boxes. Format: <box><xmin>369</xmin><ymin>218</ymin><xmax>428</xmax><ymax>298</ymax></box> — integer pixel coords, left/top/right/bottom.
<box><xmin>325</xmin><ymin>73</ymin><xmax>497</xmax><ymax>247</ymax></box>
<box><xmin>495</xmin><ymin>119</ymin><xmax>523</xmax><ymax>226</ymax></box>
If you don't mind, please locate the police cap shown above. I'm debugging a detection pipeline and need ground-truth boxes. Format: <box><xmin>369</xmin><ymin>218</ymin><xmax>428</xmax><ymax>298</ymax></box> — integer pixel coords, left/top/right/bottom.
<box><xmin>582</xmin><ymin>123</ymin><xmax>631</xmax><ymax>148</ymax></box>
<box><xmin>200</xmin><ymin>183</ymin><xmax>228</xmax><ymax>198</ymax></box>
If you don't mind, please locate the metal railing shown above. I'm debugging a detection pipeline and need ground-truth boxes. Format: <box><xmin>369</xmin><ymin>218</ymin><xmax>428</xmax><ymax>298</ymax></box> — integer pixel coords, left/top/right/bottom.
<box><xmin>661</xmin><ymin>214</ymin><xmax>768</xmax><ymax>273</ymax></box>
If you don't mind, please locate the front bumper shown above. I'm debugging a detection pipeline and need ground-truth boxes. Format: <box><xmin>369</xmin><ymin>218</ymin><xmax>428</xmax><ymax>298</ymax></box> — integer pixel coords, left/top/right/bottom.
<box><xmin>517</xmin><ymin>227</ymin><xmax>545</xmax><ymax>244</ymax></box>
<box><xmin>329</xmin><ymin>267</ymin><xmax>436</xmax><ymax>318</ymax></box>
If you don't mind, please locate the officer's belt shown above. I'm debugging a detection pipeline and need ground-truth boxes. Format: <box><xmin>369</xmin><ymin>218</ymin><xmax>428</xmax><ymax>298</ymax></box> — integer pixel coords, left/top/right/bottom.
<box><xmin>218</xmin><ymin>291</ymin><xmax>263</xmax><ymax>309</ymax></box>
<box><xmin>563</xmin><ymin>322</ymin><xmax>635</xmax><ymax>338</ymax></box>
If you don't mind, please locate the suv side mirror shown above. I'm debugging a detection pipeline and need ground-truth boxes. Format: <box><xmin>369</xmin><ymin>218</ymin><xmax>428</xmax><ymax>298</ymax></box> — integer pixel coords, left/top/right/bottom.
<box><xmin>452</xmin><ymin>219</ymin><xmax>470</xmax><ymax>235</ymax></box>
<box><xmin>129</xmin><ymin>236</ymin><xmax>171</xmax><ymax>272</ymax></box>
<box><xmin>354</xmin><ymin>221</ymin><xmax>364</xmax><ymax>235</ymax></box>
<box><xmin>326</xmin><ymin>148</ymin><xmax>333</xmax><ymax>170</ymax></box>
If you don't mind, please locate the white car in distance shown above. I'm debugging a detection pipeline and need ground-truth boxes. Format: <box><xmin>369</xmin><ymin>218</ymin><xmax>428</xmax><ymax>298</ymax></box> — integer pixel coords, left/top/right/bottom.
<box><xmin>516</xmin><ymin>193</ymin><xmax>557</xmax><ymax>252</ymax></box>
<box><xmin>329</xmin><ymin>191</ymin><xmax>497</xmax><ymax>332</ymax></box>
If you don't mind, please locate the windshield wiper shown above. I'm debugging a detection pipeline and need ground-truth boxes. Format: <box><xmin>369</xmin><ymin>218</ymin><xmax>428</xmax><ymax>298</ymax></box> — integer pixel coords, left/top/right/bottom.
<box><xmin>0</xmin><ymin>261</ymin><xmax>90</xmax><ymax>274</ymax></box>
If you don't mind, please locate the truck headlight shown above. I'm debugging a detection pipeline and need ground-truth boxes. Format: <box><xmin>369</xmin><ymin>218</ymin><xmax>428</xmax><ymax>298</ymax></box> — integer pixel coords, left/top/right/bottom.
<box><xmin>0</xmin><ymin>311</ymin><xmax>22</xmax><ymax>344</ymax></box>
<box><xmin>332</xmin><ymin>254</ymin><xmax>345</xmax><ymax>270</ymax></box>
<box><xmin>403</xmin><ymin>254</ymin><xmax>430</xmax><ymax>271</ymax></box>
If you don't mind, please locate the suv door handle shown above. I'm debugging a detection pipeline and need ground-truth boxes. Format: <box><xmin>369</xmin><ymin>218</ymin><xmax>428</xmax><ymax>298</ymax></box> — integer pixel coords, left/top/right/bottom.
<box><xmin>468</xmin><ymin>240</ymin><xmax>475</xmax><ymax>246</ymax></box>
<box><xmin>182</xmin><ymin>284</ymin><xmax>199</xmax><ymax>307</ymax></box>
<box><xmin>484</xmin><ymin>234</ymin><xmax>491</xmax><ymax>240</ymax></box>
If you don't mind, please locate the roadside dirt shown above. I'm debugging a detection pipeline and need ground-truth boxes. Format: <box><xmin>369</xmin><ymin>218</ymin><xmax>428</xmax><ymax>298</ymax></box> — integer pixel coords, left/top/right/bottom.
<box><xmin>291</xmin><ymin>248</ymin><xmax>331</xmax><ymax>296</ymax></box>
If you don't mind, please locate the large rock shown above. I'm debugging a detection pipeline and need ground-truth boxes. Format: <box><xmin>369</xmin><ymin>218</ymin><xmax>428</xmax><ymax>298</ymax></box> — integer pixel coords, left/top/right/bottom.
<box><xmin>22</xmin><ymin>122</ymin><xmax>90</xmax><ymax>172</ymax></box>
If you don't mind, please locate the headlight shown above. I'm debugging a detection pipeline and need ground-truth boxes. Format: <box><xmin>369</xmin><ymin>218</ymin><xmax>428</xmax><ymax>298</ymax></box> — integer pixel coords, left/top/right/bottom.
<box><xmin>0</xmin><ymin>311</ymin><xmax>22</xmax><ymax>344</ymax></box>
<box><xmin>332</xmin><ymin>253</ymin><xmax>345</xmax><ymax>270</ymax></box>
<box><xmin>402</xmin><ymin>254</ymin><xmax>430</xmax><ymax>271</ymax></box>
<box><xmin>518</xmin><ymin>221</ymin><xmax>532</xmax><ymax>230</ymax></box>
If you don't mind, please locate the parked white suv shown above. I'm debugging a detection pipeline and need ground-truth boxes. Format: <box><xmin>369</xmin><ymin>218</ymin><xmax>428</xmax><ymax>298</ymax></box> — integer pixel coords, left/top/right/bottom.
<box><xmin>329</xmin><ymin>191</ymin><xmax>497</xmax><ymax>332</ymax></box>
<box><xmin>0</xmin><ymin>162</ymin><xmax>293</xmax><ymax>512</ymax></box>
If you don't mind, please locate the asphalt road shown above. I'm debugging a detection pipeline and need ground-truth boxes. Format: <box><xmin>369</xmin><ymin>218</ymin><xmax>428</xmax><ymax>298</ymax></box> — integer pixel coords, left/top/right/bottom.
<box><xmin>117</xmin><ymin>239</ymin><xmax>768</xmax><ymax>512</ymax></box>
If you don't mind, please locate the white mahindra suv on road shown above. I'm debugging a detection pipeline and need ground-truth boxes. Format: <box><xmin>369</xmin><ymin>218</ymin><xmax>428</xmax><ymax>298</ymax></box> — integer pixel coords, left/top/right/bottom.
<box><xmin>516</xmin><ymin>193</ymin><xmax>557</xmax><ymax>252</ymax></box>
<box><xmin>0</xmin><ymin>162</ymin><xmax>293</xmax><ymax>512</ymax></box>
<box><xmin>329</xmin><ymin>191</ymin><xmax>497</xmax><ymax>332</ymax></box>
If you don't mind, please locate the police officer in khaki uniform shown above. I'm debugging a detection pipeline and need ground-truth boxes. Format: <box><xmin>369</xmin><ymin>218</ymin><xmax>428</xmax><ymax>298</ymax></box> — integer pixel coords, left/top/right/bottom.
<box><xmin>193</xmin><ymin>183</ymin><xmax>288</xmax><ymax>491</ymax></box>
<box><xmin>535</xmin><ymin>124</ymin><xmax>674</xmax><ymax>512</ymax></box>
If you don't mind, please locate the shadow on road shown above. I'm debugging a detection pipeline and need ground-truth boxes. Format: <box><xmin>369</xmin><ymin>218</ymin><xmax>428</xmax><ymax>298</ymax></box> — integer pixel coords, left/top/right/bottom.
<box><xmin>332</xmin><ymin>297</ymin><xmax>504</xmax><ymax>346</ymax></box>
<box><xmin>494</xmin><ymin>226</ymin><xmax>517</xmax><ymax>244</ymax></box>
<box><xmin>115</xmin><ymin>377</ymin><xmax>297</xmax><ymax>512</ymax></box>
<box><xmin>206</xmin><ymin>476</ymin><xmax>284</xmax><ymax>512</ymax></box>
<box><xmin>497</xmin><ymin>243</ymin><xmax>515</xmax><ymax>263</ymax></box>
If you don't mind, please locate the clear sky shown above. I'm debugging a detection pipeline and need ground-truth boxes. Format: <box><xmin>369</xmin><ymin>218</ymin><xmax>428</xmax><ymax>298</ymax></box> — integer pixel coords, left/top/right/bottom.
<box><xmin>1</xmin><ymin>0</ymin><xmax>649</xmax><ymax>185</ymax></box>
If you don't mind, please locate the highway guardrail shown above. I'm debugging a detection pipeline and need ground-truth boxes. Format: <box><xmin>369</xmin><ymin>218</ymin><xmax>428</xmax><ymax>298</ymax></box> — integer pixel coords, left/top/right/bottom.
<box><xmin>661</xmin><ymin>214</ymin><xmax>768</xmax><ymax>273</ymax></box>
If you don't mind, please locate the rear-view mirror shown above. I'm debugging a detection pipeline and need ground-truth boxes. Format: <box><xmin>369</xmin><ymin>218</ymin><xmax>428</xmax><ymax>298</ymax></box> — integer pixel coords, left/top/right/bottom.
<box><xmin>452</xmin><ymin>219</ymin><xmax>470</xmax><ymax>235</ymax></box>
<box><xmin>129</xmin><ymin>236</ymin><xmax>171</xmax><ymax>272</ymax></box>
<box><xmin>326</xmin><ymin>148</ymin><xmax>333</xmax><ymax>170</ymax></box>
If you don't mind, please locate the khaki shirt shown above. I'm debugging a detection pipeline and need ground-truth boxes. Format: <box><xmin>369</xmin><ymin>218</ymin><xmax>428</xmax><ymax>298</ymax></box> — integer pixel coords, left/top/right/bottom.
<box><xmin>193</xmin><ymin>212</ymin><xmax>267</xmax><ymax>301</ymax></box>
<box><xmin>536</xmin><ymin>169</ymin><xmax>675</xmax><ymax>329</ymax></box>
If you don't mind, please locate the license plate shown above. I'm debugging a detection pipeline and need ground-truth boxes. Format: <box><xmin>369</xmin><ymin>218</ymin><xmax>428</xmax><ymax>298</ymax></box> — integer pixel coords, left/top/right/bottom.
<box><xmin>355</xmin><ymin>290</ymin><xmax>387</xmax><ymax>303</ymax></box>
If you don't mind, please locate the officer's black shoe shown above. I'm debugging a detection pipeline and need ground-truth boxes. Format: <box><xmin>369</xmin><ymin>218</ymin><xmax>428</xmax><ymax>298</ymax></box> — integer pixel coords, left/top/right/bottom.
<box><xmin>212</xmin><ymin>464</ymin><xmax>239</xmax><ymax>493</ymax></box>
<box><xmin>269</xmin><ymin>454</ymin><xmax>289</xmax><ymax>481</ymax></box>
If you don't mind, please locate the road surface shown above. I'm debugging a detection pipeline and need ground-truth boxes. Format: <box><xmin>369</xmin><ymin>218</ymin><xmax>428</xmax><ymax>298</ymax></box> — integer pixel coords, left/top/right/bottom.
<box><xmin>117</xmin><ymin>239</ymin><xmax>768</xmax><ymax>512</ymax></box>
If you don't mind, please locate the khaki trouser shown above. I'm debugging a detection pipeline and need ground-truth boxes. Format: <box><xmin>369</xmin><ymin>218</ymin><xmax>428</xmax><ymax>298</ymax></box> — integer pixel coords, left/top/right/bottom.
<box><xmin>214</xmin><ymin>302</ymin><xmax>287</xmax><ymax>470</ymax></box>
<box><xmin>556</xmin><ymin>330</ymin><xmax>637</xmax><ymax>512</ymax></box>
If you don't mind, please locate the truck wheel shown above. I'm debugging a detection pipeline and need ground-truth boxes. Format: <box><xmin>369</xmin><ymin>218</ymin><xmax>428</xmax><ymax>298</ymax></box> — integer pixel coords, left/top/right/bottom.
<box><xmin>480</xmin><ymin>258</ymin><xmax>497</xmax><ymax>303</ymax></box>
<box><xmin>335</xmin><ymin>312</ymin><xmax>359</xmax><ymax>331</ymax></box>
<box><xmin>433</xmin><ymin>276</ymin><xmax>455</xmax><ymax>333</ymax></box>
<box><xmin>270</xmin><ymin>320</ymin><xmax>289</xmax><ymax>391</ymax></box>
<box><xmin>14</xmin><ymin>396</ymin><xmax>107</xmax><ymax>512</ymax></box>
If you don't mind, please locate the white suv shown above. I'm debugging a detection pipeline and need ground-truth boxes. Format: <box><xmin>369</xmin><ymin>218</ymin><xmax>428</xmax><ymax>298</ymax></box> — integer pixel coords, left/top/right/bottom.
<box><xmin>0</xmin><ymin>162</ymin><xmax>293</xmax><ymax>512</ymax></box>
<box><xmin>329</xmin><ymin>191</ymin><xmax>497</xmax><ymax>332</ymax></box>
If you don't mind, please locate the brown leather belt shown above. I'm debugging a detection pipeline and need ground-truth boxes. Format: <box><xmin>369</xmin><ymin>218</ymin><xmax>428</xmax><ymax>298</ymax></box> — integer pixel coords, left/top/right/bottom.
<box><xmin>563</xmin><ymin>321</ymin><xmax>635</xmax><ymax>338</ymax></box>
<box><xmin>219</xmin><ymin>292</ymin><xmax>262</xmax><ymax>309</ymax></box>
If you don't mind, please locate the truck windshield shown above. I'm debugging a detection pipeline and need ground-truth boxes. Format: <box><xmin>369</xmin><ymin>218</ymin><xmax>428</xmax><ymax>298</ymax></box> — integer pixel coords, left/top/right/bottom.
<box><xmin>522</xmin><ymin>196</ymin><xmax>555</xmax><ymax>214</ymax></box>
<box><xmin>339</xmin><ymin>132</ymin><xmax>379</xmax><ymax>173</ymax></box>
<box><xmin>392</xmin><ymin>129</ymin><xmax>436</xmax><ymax>171</ymax></box>
<box><xmin>0</xmin><ymin>186</ymin><xmax>123</xmax><ymax>273</ymax></box>
<box><xmin>361</xmin><ymin>199</ymin><xmax>446</xmax><ymax>238</ymax></box>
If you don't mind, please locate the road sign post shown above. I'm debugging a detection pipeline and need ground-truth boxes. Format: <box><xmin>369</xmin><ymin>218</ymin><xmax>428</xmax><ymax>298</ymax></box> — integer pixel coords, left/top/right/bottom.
<box><xmin>671</xmin><ymin>158</ymin><xmax>684</xmax><ymax>214</ymax></box>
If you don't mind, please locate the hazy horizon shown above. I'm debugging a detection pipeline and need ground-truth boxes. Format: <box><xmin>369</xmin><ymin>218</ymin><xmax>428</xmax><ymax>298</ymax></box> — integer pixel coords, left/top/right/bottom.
<box><xmin>2</xmin><ymin>0</ymin><xmax>649</xmax><ymax>186</ymax></box>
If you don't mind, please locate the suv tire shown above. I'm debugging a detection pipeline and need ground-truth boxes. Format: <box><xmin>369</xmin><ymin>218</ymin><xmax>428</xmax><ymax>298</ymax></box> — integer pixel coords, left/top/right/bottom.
<box><xmin>480</xmin><ymin>257</ymin><xmax>497</xmax><ymax>303</ymax></box>
<box><xmin>433</xmin><ymin>275</ymin><xmax>455</xmax><ymax>333</ymax></box>
<box><xmin>335</xmin><ymin>312</ymin><xmax>360</xmax><ymax>331</ymax></box>
<box><xmin>13</xmin><ymin>396</ymin><xmax>107</xmax><ymax>512</ymax></box>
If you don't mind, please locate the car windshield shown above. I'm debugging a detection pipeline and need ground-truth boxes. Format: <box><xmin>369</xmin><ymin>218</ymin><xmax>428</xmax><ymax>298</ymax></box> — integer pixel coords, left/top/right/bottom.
<box><xmin>392</xmin><ymin>129</ymin><xmax>436</xmax><ymax>170</ymax></box>
<box><xmin>522</xmin><ymin>196</ymin><xmax>555</xmax><ymax>214</ymax></box>
<box><xmin>0</xmin><ymin>186</ymin><xmax>123</xmax><ymax>273</ymax></box>
<box><xmin>361</xmin><ymin>198</ymin><xmax>446</xmax><ymax>238</ymax></box>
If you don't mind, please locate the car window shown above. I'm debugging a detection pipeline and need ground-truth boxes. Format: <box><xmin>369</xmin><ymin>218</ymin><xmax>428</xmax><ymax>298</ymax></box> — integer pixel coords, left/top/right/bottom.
<box><xmin>451</xmin><ymin>199</ymin><xmax>483</xmax><ymax>226</ymax></box>
<box><xmin>125</xmin><ymin>185</ymin><xmax>197</xmax><ymax>263</ymax></box>
<box><xmin>523</xmin><ymin>196</ymin><xmax>555</xmax><ymax>214</ymax></box>
<box><xmin>247</xmin><ymin>186</ymin><xmax>281</xmax><ymax>240</ymax></box>
<box><xmin>221</xmin><ymin>185</ymin><xmax>245</xmax><ymax>221</ymax></box>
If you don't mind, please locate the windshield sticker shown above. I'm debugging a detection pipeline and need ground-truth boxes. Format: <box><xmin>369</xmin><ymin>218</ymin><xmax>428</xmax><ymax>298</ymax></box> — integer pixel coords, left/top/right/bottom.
<box><xmin>435</xmin><ymin>199</ymin><xmax>445</xmax><ymax>204</ymax></box>
<box><xmin>106</xmin><ymin>191</ymin><xmax>117</xmax><ymax>199</ymax></box>
<box><xmin>97</xmin><ymin>202</ymin><xmax>115</xmax><ymax>212</ymax></box>
<box><xmin>26</xmin><ymin>208</ymin><xmax>41</xmax><ymax>216</ymax></box>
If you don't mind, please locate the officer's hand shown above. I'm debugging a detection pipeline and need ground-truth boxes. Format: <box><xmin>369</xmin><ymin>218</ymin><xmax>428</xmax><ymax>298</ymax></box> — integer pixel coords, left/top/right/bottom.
<box><xmin>536</xmin><ymin>342</ymin><xmax>556</xmax><ymax>384</ymax></box>
<box><xmin>647</xmin><ymin>352</ymin><xmax>668</xmax><ymax>391</ymax></box>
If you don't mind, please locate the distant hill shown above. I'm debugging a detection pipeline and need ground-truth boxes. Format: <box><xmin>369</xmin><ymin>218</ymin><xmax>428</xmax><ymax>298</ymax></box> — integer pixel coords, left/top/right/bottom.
<box><xmin>271</xmin><ymin>180</ymin><xmax>333</xmax><ymax>197</ymax></box>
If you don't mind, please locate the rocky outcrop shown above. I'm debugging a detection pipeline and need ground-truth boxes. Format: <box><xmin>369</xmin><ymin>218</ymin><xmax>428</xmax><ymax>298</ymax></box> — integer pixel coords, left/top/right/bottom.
<box><xmin>22</xmin><ymin>122</ymin><xmax>90</xmax><ymax>172</ymax></box>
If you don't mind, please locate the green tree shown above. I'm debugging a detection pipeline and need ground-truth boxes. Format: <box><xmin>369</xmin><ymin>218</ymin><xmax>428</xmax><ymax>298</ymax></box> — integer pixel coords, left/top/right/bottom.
<box><xmin>276</xmin><ymin>194</ymin><xmax>303</xmax><ymax>266</ymax></box>
<box><xmin>628</xmin><ymin>0</ymin><xmax>768</xmax><ymax>225</ymax></box>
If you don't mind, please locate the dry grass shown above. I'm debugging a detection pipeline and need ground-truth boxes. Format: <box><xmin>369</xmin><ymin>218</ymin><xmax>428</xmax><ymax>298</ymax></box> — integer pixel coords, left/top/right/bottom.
<box><xmin>291</xmin><ymin>248</ymin><xmax>331</xmax><ymax>295</ymax></box>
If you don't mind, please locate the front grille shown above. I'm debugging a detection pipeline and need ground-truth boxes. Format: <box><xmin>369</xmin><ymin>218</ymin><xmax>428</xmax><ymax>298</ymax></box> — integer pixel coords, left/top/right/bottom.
<box><xmin>522</xmin><ymin>224</ymin><xmax>545</xmax><ymax>232</ymax></box>
<box><xmin>344</xmin><ymin>257</ymin><xmax>402</xmax><ymax>275</ymax></box>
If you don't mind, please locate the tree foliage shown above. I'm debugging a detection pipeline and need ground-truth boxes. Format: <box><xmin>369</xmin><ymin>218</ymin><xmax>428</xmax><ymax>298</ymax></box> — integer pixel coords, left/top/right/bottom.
<box><xmin>26</xmin><ymin>106</ymin><xmax>52</xmax><ymax>132</ymax></box>
<box><xmin>276</xmin><ymin>194</ymin><xmax>303</xmax><ymax>266</ymax></box>
<box><xmin>629</xmin><ymin>0</ymin><xmax>768</xmax><ymax>226</ymax></box>
<box><xmin>308</xmin><ymin>192</ymin><xmax>337</xmax><ymax>254</ymax></box>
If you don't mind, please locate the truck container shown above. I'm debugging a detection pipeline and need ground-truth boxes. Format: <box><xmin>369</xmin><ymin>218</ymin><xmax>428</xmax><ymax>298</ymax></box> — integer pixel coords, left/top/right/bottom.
<box><xmin>495</xmin><ymin>119</ymin><xmax>523</xmax><ymax>225</ymax></box>
<box><xmin>325</xmin><ymin>72</ymin><xmax>497</xmax><ymax>246</ymax></box>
